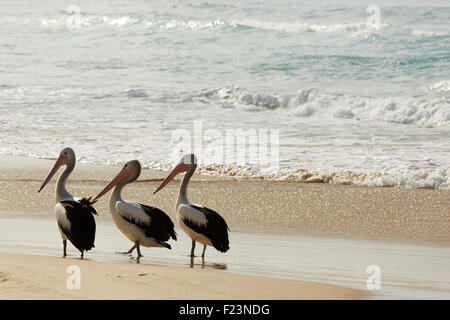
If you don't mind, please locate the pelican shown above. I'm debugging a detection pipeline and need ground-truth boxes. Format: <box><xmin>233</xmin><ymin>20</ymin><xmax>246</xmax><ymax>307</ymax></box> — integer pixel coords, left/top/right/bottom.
<box><xmin>38</xmin><ymin>147</ymin><xmax>97</xmax><ymax>259</ymax></box>
<box><xmin>154</xmin><ymin>154</ymin><xmax>229</xmax><ymax>260</ymax></box>
<box><xmin>93</xmin><ymin>160</ymin><xmax>176</xmax><ymax>258</ymax></box>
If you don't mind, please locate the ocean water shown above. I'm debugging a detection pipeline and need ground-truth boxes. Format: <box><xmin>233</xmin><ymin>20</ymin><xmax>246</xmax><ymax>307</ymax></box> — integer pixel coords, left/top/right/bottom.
<box><xmin>0</xmin><ymin>0</ymin><xmax>449</xmax><ymax>189</ymax></box>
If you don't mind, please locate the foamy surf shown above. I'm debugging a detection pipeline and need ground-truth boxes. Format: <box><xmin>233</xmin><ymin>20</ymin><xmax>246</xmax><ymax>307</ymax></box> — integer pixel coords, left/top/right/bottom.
<box><xmin>1</xmin><ymin>0</ymin><xmax>449</xmax><ymax>191</ymax></box>
<box><xmin>196</xmin><ymin>164</ymin><xmax>449</xmax><ymax>190</ymax></box>
<box><xmin>214</xmin><ymin>86</ymin><xmax>450</xmax><ymax>128</ymax></box>
<box><xmin>231</xmin><ymin>20</ymin><xmax>390</xmax><ymax>34</ymax></box>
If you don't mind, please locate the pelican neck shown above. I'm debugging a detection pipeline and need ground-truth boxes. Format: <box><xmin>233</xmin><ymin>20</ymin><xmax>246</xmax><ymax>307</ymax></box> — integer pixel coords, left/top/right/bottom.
<box><xmin>56</xmin><ymin>163</ymin><xmax>75</xmax><ymax>202</ymax></box>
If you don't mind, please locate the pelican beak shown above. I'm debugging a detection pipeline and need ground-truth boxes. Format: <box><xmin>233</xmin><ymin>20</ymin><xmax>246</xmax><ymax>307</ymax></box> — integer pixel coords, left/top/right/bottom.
<box><xmin>38</xmin><ymin>156</ymin><xmax>66</xmax><ymax>193</ymax></box>
<box><xmin>154</xmin><ymin>162</ymin><xmax>189</xmax><ymax>194</ymax></box>
<box><xmin>93</xmin><ymin>167</ymin><xmax>131</xmax><ymax>201</ymax></box>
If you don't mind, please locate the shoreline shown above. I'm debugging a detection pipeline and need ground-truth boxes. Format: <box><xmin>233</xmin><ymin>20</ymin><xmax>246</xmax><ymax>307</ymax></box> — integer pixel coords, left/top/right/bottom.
<box><xmin>2</xmin><ymin>217</ymin><xmax>449</xmax><ymax>299</ymax></box>
<box><xmin>1</xmin><ymin>155</ymin><xmax>449</xmax><ymax>246</ymax></box>
<box><xmin>1</xmin><ymin>151</ymin><xmax>448</xmax><ymax>191</ymax></box>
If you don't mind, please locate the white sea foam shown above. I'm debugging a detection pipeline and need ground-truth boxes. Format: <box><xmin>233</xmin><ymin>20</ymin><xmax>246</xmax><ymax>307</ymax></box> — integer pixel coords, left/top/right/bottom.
<box><xmin>161</xmin><ymin>19</ymin><xmax>226</xmax><ymax>30</ymax></box>
<box><xmin>38</xmin><ymin>14</ymin><xmax>391</xmax><ymax>34</ymax></box>
<box><xmin>411</xmin><ymin>29</ymin><xmax>448</xmax><ymax>37</ymax></box>
<box><xmin>197</xmin><ymin>164</ymin><xmax>450</xmax><ymax>190</ymax></box>
<box><xmin>214</xmin><ymin>86</ymin><xmax>450</xmax><ymax>128</ymax></box>
<box><xmin>39</xmin><ymin>15</ymin><xmax>226</xmax><ymax>30</ymax></box>
<box><xmin>427</xmin><ymin>80</ymin><xmax>450</xmax><ymax>93</ymax></box>
<box><xmin>40</xmin><ymin>15</ymin><xmax>141</xmax><ymax>27</ymax></box>
<box><xmin>231</xmin><ymin>20</ymin><xmax>389</xmax><ymax>33</ymax></box>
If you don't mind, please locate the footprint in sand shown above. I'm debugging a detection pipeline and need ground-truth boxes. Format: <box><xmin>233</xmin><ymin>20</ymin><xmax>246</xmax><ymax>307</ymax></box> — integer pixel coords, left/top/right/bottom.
<box><xmin>0</xmin><ymin>272</ymin><xmax>8</xmax><ymax>283</ymax></box>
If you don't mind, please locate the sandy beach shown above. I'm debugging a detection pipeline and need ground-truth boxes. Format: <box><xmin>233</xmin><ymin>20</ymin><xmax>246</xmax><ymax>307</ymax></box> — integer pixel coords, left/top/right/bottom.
<box><xmin>0</xmin><ymin>253</ymin><xmax>365</xmax><ymax>300</ymax></box>
<box><xmin>0</xmin><ymin>156</ymin><xmax>449</xmax><ymax>299</ymax></box>
<box><xmin>1</xmin><ymin>156</ymin><xmax>449</xmax><ymax>245</ymax></box>
<box><xmin>2</xmin><ymin>0</ymin><xmax>449</xmax><ymax>303</ymax></box>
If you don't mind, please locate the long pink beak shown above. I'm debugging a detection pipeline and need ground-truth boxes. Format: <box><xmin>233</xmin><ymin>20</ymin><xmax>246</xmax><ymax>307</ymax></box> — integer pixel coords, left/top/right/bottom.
<box><xmin>38</xmin><ymin>156</ymin><xmax>66</xmax><ymax>193</ymax></box>
<box><xmin>93</xmin><ymin>167</ymin><xmax>131</xmax><ymax>201</ymax></box>
<box><xmin>153</xmin><ymin>162</ymin><xmax>189</xmax><ymax>194</ymax></box>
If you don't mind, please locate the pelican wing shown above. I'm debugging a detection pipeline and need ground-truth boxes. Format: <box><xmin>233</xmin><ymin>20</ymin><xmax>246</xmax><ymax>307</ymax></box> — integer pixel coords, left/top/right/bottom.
<box><xmin>58</xmin><ymin>198</ymin><xmax>97</xmax><ymax>252</ymax></box>
<box><xmin>182</xmin><ymin>204</ymin><xmax>230</xmax><ymax>253</ymax></box>
<box><xmin>138</xmin><ymin>203</ymin><xmax>177</xmax><ymax>241</ymax></box>
<box><xmin>116</xmin><ymin>201</ymin><xmax>176</xmax><ymax>241</ymax></box>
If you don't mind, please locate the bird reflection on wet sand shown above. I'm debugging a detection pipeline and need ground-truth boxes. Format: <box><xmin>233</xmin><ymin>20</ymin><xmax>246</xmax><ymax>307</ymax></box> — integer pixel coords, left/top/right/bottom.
<box><xmin>190</xmin><ymin>256</ymin><xmax>227</xmax><ymax>270</ymax></box>
<box><xmin>128</xmin><ymin>256</ymin><xmax>141</xmax><ymax>264</ymax></box>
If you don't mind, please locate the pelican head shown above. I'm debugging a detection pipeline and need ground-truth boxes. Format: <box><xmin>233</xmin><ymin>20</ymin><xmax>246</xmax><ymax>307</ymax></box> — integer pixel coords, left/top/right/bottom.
<box><xmin>153</xmin><ymin>154</ymin><xmax>197</xmax><ymax>194</ymax></box>
<box><xmin>38</xmin><ymin>147</ymin><xmax>76</xmax><ymax>193</ymax></box>
<box><xmin>93</xmin><ymin>160</ymin><xmax>141</xmax><ymax>201</ymax></box>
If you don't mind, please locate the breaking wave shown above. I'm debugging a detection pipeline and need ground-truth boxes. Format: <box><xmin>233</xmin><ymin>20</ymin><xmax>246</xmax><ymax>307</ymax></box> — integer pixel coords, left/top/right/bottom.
<box><xmin>231</xmin><ymin>20</ymin><xmax>389</xmax><ymax>33</ymax></box>
<box><xmin>36</xmin><ymin>15</ymin><xmax>390</xmax><ymax>34</ymax></box>
<box><xmin>213</xmin><ymin>86</ymin><xmax>450</xmax><ymax>128</ymax></box>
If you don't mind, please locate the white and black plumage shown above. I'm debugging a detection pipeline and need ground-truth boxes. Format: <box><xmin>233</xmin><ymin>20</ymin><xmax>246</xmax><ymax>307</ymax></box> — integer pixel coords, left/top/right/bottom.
<box><xmin>38</xmin><ymin>147</ymin><xmax>97</xmax><ymax>258</ymax></box>
<box><xmin>154</xmin><ymin>154</ymin><xmax>230</xmax><ymax>260</ymax></box>
<box><xmin>93</xmin><ymin>160</ymin><xmax>177</xmax><ymax>258</ymax></box>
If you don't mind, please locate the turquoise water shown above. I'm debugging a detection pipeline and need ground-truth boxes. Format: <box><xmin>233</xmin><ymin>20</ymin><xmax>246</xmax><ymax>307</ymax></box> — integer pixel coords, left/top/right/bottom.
<box><xmin>0</xmin><ymin>0</ymin><xmax>449</xmax><ymax>188</ymax></box>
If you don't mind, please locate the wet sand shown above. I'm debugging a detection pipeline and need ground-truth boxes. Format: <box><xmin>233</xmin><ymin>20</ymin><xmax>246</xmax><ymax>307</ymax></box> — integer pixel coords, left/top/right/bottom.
<box><xmin>0</xmin><ymin>253</ymin><xmax>366</xmax><ymax>300</ymax></box>
<box><xmin>0</xmin><ymin>155</ymin><xmax>449</xmax><ymax>299</ymax></box>
<box><xmin>1</xmin><ymin>217</ymin><xmax>449</xmax><ymax>299</ymax></box>
<box><xmin>1</xmin><ymin>156</ymin><xmax>449</xmax><ymax>245</ymax></box>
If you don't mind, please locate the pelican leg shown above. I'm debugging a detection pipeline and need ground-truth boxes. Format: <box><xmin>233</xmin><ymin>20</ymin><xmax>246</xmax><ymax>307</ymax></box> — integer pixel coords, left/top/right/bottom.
<box><xmin>116</xmin><ymin>243</ymin><xmax>136</xmax><ymax>255</ymax></box>
<box><xmin>128</xmin><ymin>243</ymin><xmax>136</xmax><ymax>254</ymax></box>
<box><xmin>190</xmin><ymin>240</ymin><xmax>196</xmax><ymax>257</ymax></box>
<box><xmin>80</xmin><ymin>251</ymin><xmax>84</xmax><ymax>259</ymax></box>
<box><xmin>63</xmin><ymin>240</ymin><xmax>67</xmax><ymax>258</ymax></box>
<box><xmin>136</xmin><ymin>241</ymin><xmax>143</xmax><ymax>258</ymax></box>
<box><xmin>201</xmin><ymin>245</ymin><xmax>206</xmax><ymax>268</ymax></box>
<box><xmin>201</xmin><ymin>245</ymin><xmax>206</xmax><ymax>259</ymax></box>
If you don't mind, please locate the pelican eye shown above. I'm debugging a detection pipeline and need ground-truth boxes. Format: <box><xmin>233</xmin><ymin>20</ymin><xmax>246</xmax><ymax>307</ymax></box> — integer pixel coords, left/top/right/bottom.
<box><xmin>63</xmin><ymin>152</ymin><xmax>67</xmax><ymax>156</ymax></box>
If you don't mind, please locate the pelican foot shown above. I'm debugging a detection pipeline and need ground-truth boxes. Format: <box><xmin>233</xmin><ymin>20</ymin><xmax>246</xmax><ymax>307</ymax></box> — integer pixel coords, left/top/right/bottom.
<box><xmin>116</xmin><ymin>251</ymin><xmax>132</xmax><ymax>255</ymax></box>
